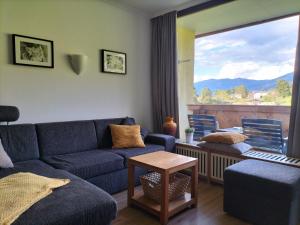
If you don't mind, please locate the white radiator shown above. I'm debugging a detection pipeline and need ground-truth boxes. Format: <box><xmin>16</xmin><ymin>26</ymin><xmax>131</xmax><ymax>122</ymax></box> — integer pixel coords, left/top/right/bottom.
<box><xmin>176</xmin><ymin>146</ymin><xmax>208</xmax><ymax>176</ymax></box>
<box><xmin>210</xmin><ymin>153</ymin><xmax>241</xmax><ymax>182</ymax></box>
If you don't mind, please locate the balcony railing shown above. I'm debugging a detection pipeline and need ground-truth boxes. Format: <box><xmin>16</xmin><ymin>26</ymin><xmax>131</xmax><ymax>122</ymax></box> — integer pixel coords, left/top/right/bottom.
<box><xmin>187</xmin><ymin>104</ymin><xmax>291</xmax><ymax>137</ymax></box>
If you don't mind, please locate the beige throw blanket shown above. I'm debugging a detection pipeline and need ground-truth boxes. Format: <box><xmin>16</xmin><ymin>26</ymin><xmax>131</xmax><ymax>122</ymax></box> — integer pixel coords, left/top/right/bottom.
<box><xmin>0</xmin><ymin>172</ymin><xmax>70</xmax><ymax>225</ymax></box>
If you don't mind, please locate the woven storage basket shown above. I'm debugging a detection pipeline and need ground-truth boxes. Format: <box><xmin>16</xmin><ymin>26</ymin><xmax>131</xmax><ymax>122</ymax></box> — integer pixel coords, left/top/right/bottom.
<box><xmin>140</xmin><ymin>172</ymin><xmax>190</xmax><ymax>203</ymax></box>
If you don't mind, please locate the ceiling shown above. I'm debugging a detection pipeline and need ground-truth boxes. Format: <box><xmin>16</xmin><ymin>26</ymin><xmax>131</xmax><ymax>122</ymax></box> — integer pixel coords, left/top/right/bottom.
<box><xmin>112</xmin><ymin>0</ymin><xmax>208</xmax><ymax>15</ymax></box>
<box><xmin>177</xmin><ymin>0</ymin><xmax>300</xmax><ymax>36</ymax></box>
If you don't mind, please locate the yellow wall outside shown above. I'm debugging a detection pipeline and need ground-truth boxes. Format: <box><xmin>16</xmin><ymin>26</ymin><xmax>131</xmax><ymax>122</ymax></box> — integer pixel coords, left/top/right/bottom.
<box><xmin>177</xmin><ymin>26</ymin><xmax>195</xmax><ymax>138</ymax></box>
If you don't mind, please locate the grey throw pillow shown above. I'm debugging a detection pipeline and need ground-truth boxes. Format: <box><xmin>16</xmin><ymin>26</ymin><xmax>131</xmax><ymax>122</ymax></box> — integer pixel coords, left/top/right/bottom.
<box><xmin>0</xmin><ymin>138</ymin><xmax>14</xmax><ymax>168</ymax></box>
<box><xmin>198</xmin><ymin>141</ymin><xmax>252</xmax><ymax>155</ymax></box>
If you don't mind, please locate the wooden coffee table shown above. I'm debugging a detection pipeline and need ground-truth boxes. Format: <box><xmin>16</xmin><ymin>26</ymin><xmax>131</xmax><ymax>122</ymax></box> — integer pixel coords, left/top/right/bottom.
<box><xmin>128</xmin><ymin>151</ymin><xmax>198</xmax><ymax>225</ymax></box>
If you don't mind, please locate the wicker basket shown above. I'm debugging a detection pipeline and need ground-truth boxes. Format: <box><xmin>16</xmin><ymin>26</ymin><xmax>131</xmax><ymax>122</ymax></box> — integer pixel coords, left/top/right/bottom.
<box><xmin>140</xmin><ymin>172</ymin><xmax>190</xmax><ymax>203</ymax></box>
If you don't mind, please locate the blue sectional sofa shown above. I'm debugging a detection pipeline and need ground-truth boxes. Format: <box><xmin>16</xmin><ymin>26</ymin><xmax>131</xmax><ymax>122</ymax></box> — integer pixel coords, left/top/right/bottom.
<box><xmin>0</xmin><ymin>117</ymin><xmax>175</xmax><ymax>225</ymax></box>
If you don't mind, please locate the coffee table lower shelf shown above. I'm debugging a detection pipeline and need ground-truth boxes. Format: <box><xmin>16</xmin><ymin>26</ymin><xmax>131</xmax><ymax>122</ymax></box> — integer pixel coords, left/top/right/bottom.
<box><xmin>130</xmin><ymin>191</ymin><xmax>194</xmax><ymax>218</ymax></box>
<box><xmin>128</xmin><ymin>151</ymin><xmax>198</xmax><ymax>225</ymax></box>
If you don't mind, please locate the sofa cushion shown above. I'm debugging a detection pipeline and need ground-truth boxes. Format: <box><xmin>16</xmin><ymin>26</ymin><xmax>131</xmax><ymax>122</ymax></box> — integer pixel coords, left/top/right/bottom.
<box><xmin>43</xmin><ymin>150</ymin><xmax>124</xmax><ymax>179</ymax></box>
<box><xmin>93</xmin><ymin>118</ymin><xmax>125</xmax><ymax>148</ymax></box>
<box><xmin>0</xmin><ymin>124</ymin><xmax>40</xmax><ymax>162</ymax></box>
<box><xmin>0</xmin><ymin>160</ymin><xmax>117</xmax><ymax>225</ymax></box>
<box><xmin>36</xmin><ymin>120</ymin><xmax>98</xmax><ymax>156</ymax></box>
<box><xmin>121</xmin><ymin>117</ymin><xmax>149</xmax><ymax>140</ymax></box>
<box><xmin>121</xmin><ymin>117</ymin><xmax>136</xmax><ymax>125</ymax></box>
<box><xmin>110</xmin><ymin>124</ymin><xmax>145</xmax><ymax>148</ymax></box>
<box><xmin>0</xmin><ymin>160</ymin><xmax>54</xmax><ymax>178</ymax></box>
<box><xmin>88</xmin><ymin>167</ymin><xmax>148</xmax><ymax>194</ymax></box>
<box><xmin>109</xmin><ymin>144</ymin><xmax>165</xmax><ymax>167</ymax></box>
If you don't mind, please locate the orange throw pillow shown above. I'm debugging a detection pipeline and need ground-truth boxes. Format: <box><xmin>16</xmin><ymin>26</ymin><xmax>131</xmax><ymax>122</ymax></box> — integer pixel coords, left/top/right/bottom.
<box><xmin>201</xmin><ymin>132</ymin><xmax>247</xmax><ymax>144</ymax></box>
<box><xmin>110</xmin><ymin>124</ymin><xmax>145</xmax><ymax>148</ymax></box>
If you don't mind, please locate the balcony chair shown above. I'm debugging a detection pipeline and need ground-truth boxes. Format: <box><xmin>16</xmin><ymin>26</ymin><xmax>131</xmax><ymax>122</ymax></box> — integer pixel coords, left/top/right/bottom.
<box><xmin>241</xmin><ymin>118</ymin><xmax>287</xmax><ymax>154</ymax></box>
<box><xmin>188</xmin><ymin>114</ymin><xmax>217</xmax><ymax>141</ymax></box>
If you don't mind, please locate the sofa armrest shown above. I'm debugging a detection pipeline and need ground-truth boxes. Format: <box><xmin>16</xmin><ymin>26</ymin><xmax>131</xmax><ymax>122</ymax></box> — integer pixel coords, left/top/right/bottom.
<box><xmin>145</xmin><ymin>133</ymin><xmax>175</xmax><ymax>152</ymax></box>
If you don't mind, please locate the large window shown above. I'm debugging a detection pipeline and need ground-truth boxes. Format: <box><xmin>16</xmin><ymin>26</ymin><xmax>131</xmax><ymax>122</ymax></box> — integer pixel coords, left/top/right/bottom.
<box><xmin>194</xmin><ymin>15</ymin><xmax>299</xmax><ymax>106</ymax></box>
<box><xmin>190</xmin><ymin>15</ymin><xmax>299</xmax><ymax>153</ymax></box>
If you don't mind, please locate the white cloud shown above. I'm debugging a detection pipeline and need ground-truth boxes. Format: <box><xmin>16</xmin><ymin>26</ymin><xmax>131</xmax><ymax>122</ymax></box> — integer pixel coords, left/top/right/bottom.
<box><xmin>194</xmin><ymin>74</ymin><xmax>211</xmax><ymax>82</ymax></box>
<box><xmin>218</xmin><ymin>61</ymin><xmax>260</xmax><ymax>79</ymax></box>
<box><xmin>216</xmin><ymin>60</ymin><xmax>294</xmax><ymax>80</ymax></box>
<box><xmin>193</xmin><ymin>15</ymin><xmax>298</xmax><ymax>82</ymax></box>
<box><xmin>195</xmin><ymin>38</ymin><xmax>246</xmax><ymax>51</ymax></box>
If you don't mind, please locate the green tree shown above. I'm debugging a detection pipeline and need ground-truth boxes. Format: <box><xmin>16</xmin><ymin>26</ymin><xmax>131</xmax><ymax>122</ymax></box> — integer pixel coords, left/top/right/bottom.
<box><xmin>233</xmin><ymin>85</ymin><xmax>248</xmax><ymax>98</ymax></box>
<box><xmin>276</xmin><ymin>80</ymin><xmax>291</xmax><ymax>97</ymax></box>
<box><xmin>192</xmin><ymin>87</ymin><xmax>199</xmax><ymax>103</ymax></box>
<box><xmin>215</xmin><ymin>90</ymin><xmax>230</xmax><ymax>103</ymax></box>
<box><xmin>193</xmin><ymin>87</ymin><xmax>198</xmax><ymax>97</ymax></box>
<box><xmin>199</xmin><ymin>87</ymin><xmax>212</xmax><ymax>104</ymax></box>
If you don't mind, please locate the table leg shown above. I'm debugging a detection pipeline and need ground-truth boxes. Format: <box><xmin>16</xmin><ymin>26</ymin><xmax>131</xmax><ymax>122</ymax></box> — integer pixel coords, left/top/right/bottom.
<box><xmin>160</xmin><ymin>171</ymin><xmax>169</xmax><ymax>225</ymax></box>
<box><xmin>127</xmin><ymin>163</ymin><xmax>135</xmax><ymax>207</ymax></box>
<box><xmin>191</xmin><ymin>162</ymin><xmax>198</xmax><ymax>208</ymax></box>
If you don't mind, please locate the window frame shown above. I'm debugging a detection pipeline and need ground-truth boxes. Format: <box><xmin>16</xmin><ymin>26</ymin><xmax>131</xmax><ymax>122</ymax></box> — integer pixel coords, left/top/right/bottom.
<box><xmin>195</xmin><ymin>12</ymin><xmax>300</xmax><ymax>39</ymax></box>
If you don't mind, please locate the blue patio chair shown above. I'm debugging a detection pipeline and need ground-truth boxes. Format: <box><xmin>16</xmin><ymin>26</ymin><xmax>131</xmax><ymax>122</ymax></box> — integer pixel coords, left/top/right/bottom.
<box><xmin>188</xmin><ymin>114</ymin><xmax>217</xmax><ymax>141</ymax></box>
<box><xmin>241</xmin><ymin>118</ymin><xmax>287</xmax><ymax>154</ymax></box>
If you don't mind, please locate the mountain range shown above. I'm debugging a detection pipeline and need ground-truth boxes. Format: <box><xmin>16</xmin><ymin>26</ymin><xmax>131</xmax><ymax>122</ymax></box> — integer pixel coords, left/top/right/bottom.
<box><xmin>194</xmin><ymin>72</ymin><xmax>293</xmax><ymax>95</ymax></box>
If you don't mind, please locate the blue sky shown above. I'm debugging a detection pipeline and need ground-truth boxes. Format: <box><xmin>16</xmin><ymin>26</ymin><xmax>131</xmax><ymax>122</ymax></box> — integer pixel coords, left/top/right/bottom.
<box><xmin>194</xmin><ymin>15</ymin><xmax>299</xmax><ymax>83</ymax></box>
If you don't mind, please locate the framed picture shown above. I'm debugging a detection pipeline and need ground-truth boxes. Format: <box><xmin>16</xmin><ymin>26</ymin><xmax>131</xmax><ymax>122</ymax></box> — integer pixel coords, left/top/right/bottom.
<box><xmin>101</xmin><ymin>49</ymin><xmax>126</xmax><ymax>74</ymax></box>
<box><xmin>12</xmin><ymin>34</ymin><xmax>54</xmax><ymax>68</ymax></box>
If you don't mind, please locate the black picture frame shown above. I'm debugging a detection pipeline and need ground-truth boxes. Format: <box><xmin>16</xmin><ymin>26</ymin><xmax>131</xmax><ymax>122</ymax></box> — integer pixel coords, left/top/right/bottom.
<box><xmin>101</xmin><ymin>49</ymin><xmax>126</xmax><ymax>75</ymax></box>
<box><xmin>12</xmin><ymin>34</ymin><xmax>54</xmax><ymax>68</ymax></box>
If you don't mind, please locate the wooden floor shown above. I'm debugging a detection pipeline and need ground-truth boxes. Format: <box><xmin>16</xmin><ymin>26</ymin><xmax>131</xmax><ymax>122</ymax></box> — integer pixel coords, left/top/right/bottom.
<box><xmin>112</xmin><ymin>181</ymin><xmax>250</xmax><ymax>225</ymax></box>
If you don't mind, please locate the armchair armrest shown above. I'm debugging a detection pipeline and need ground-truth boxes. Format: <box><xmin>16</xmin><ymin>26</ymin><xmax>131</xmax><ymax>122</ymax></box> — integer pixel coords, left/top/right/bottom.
<box><xmin>144</xmin><ymin>133</ymin><xmax>176</xmax><ymax>152</ymax></box>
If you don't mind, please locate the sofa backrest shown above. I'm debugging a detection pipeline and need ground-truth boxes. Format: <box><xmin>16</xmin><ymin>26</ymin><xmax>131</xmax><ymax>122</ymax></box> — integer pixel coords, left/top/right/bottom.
<box><xmin>0</xmin><ymin>124</ymin><xmax>40</xmax><ymax>162</ymax></box>
<box><xmin>93</xmin><ymin>117</ymin><xmax>135</xmax><ymax>148</ymax></box>
<box><xmin>36</xmin><ymin>120</ymin><xmax>98</xmax><ymax>157</ymax></box>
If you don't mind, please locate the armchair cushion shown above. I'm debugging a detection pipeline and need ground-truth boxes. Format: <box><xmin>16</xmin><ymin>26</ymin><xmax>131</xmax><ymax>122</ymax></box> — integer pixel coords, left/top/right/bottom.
<box><xmin>145</xmin><ymin>134</ymin><xmax>175</xmax><ymax>152</ymax></box>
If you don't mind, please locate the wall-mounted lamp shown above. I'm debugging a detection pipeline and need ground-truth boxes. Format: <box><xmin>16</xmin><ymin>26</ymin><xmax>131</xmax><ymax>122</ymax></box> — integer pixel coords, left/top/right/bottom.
<box><xmin>69</xmin><ymin>54</ymin><xmax>88</xmax><ymax>75</ymax></box>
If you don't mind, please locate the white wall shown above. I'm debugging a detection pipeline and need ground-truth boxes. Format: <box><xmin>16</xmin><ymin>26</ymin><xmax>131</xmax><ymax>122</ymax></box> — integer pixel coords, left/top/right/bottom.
<box><xmin>0</xmin><ymin>0</ymin><xmax>152</xmax><ymax>128</ymax></box>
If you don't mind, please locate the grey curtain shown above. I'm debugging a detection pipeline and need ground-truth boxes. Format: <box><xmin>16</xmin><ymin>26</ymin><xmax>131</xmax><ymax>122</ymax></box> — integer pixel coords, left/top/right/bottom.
<box><xmin>287</xmin><ymin>17</ymin><xmax>300</xmax><ymax>158</ymax></box>
<box><xmin>151</xmin><ymin>11</ymin><xmax>179</xmax><ymax>136</ymax></box>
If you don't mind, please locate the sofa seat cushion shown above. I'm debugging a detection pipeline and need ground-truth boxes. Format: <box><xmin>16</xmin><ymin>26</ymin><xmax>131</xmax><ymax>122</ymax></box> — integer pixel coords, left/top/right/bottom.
<box><xmin>109</xmin><ymin>144</ymin><xmax>165</xmax><ymax>167</ymax></box>
<box><xmin>43</xmin><ymin>150</ymin><xmax>124</xmax><ymax>179</ymax></box>
<box><xmin>0</xmin><ymin>160</ymin><xmax>55</xmax><ymax>178</ymax></box>
<box><xmin>0</xmin><ymin>160</ymin><xmax>117</xmax><ymax>225</ymax></box>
